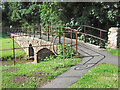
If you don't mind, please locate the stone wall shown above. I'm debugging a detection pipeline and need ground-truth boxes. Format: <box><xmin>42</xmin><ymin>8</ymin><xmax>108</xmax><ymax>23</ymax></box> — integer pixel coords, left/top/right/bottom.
<box><xmin>107</xmin><ymin>27</ymin><xmax>120</xmax><ymax>49</ymax></box>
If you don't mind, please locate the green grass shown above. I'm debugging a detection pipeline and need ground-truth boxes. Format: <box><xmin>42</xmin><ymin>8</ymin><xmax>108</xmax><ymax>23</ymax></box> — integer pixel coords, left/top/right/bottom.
<box><xmin>107</xmin><ymin>48</ymin><xmax>120</xmax><ymax>57</ymax></box>
<box><xmin>2</xmin><ymin>57</ymin><xmax>81</xmax><ymax>88</ymax></box>
<box><xmin>0</xmin><ymin>38</ymin><xmax>26</xmax><ymax>59</ymax></box>
<box><xmin>68</xmin><ymin>64</ymin><xmax>119</xmax><ymax>88</ymax></box>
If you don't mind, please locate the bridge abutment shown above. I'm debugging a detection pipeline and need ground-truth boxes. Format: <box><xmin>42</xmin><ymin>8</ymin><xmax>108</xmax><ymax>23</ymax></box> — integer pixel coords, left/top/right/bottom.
<box><xmin>107</xmin><ymin>27</ymin><xmax>120</xmax><ymax>49</ymax></box>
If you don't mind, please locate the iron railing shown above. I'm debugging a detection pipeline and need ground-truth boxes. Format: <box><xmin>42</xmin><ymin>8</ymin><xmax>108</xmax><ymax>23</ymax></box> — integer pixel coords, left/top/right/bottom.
<box><xmin>66</xmin><ymin>24</ymin><xmax>108</xmax><ymax>47</ymax></box>
<box><xmin>1</xmin><ymin>25</ymin><xmax>78</xmax><ymax>67</ymax></box>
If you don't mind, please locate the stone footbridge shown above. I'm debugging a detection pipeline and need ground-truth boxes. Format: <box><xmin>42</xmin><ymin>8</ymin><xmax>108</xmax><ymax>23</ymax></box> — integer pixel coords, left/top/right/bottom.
<box><xmin>10</xmin><ymin>25</ymin><xmax>119</xmax><ymax>65</ymax></box>
<box><xmin>11</xmin><ymin>33</ymin><xmax>58</xmax><ymax>63</ymax></box>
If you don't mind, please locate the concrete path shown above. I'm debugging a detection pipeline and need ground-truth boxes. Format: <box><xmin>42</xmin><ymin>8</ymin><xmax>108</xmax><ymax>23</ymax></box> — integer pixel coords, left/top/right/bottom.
<box><xmin>19</xmin><ymin>33</ymin><xmax>119</xmax><ymax>88</ymax></box>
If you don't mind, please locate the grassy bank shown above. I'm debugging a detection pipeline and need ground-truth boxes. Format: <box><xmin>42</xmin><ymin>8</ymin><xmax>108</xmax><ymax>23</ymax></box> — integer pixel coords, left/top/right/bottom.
<box><xmin>2</xmin><ymin>57</ymin><xmax>81</xmax><ymax>88</ymax></box>
<box><xmin>0</xmin><ymin>37</ymin><xmax>26</xmax><ymax>60</ymax></box>
<box><xmin>68</xmin><ymin>64</ymin><xmax>118</xmax><ymax>88</ymax></box>
<box><xmin>107</xmin><ymin>48</ymin><xmax>120</xmax><ymax>57</ymax></box>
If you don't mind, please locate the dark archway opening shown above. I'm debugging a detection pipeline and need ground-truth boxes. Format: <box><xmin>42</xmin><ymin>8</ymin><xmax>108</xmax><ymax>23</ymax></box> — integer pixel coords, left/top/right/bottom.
<box><xmin>37</xmin><ymin>48</ymin><xmax>54</xmax><ymax>63</ymax></box>
<box><xmin>29</xmin><ymin>44</ymin><xmax>34</xmax><ymax>60</ymax></box>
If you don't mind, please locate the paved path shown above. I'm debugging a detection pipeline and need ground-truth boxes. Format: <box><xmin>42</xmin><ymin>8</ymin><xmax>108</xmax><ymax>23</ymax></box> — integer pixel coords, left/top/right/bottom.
<box><xmin>18</xmin><ymin>33</ymin><xmax>119</xmax><ymax>88</ymax></box>
<box><xmin>40</xmin><ymin>36</ymin><xmax>119</xmax><ymax>88</ymax></box>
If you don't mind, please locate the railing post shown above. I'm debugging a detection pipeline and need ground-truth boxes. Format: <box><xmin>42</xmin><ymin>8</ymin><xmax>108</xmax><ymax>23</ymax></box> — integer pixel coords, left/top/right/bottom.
<box><xmin>71</xmin><ymin>29</ymin><xmax>72</xmax><ymax>59</ymax></box>
<box><xmin>76</xmin><ymin>30</ymin><xmax>78</xmax><ymax>55</ymax></box>
<box><xmin>18</xmin><ymin>28</ymin><xmax>19</xmax><ymax>35</ymax></box>
<box><xmin>19</xmin><ymin>28</ymin><xmax>20</xmax><ymax>35</ymax></box>
<box><xmin>29</xmin><ymin>27</ymin><xmax>31</xmax><ymax>37</ymax></box>
<box><xmin>11</xmin><ymin>27</ymin><xmax>13</xmax><ymax>34</ymax></box>
<box><xmin>84</xmin><ymin>26</ymin><xmax>86</xmax><ymax>43</ymax></box>
<box><xmin>26</xmin><ymin>27</ymin><xmax>27</xmax><ymax>35</ymax></box>
<box><xmin>21</xmin><ymin>27</ymin><xmax>23</xmax><ymax>35</ymax></box>
<box><xmin>17</xmin><ymin>28</ymin><xmax>19</xmax><ymax>35</ymax></box>
<box><xmin>17</xmin><ymin>28</ymin><xmax>20</xmax><ymax>35</ymax></box>
<box><xmin>24</xmin><ymin>27</ymin><xmax>25</xmax><ymax>35</ymax></box>
<box><xmin>48</xmin><ymin>25</ymin><xmax>49</xmax><ymax>41</ymax></box>
<box><xmin>20</xmin><ymin>28</ymin><xmax>21</xmax><ymax>35</ymax></box>
<box><xmin>59</xmin><ymin>26</ymin><xmax>61</xmax><ymax>43</ymax></box>
<box><xmin>19</xmin><ymin>28</ymin><xmax>21</xmax><ymax>35</ymax></box>
<box><xmin>52</xmin><ymin>26</ymin><xmax>53</xmax><ymax>36</ymax></box>
<box><xmin>18</xmin><ymin>27</ymin><xmax>20</xmax><ymax>35</ymax></box>
<box><xmin>63</xmin><ymin>33</ymin><xmax>65</xmax><ymax>68</ymax></box>
<box><xmin>100</xmin><ymin>31</ymin><xmax>101</xmax><ymax>48</ymax></box>
<box><xmin>34</xmin><ymin>26</ymin><xmax>35</xmax><ymax>37</ymax></box>
<box><xmin>39</xmin><ymin>25</ymin><xmax>41</xmax><ymax>39</ymax></box>
<box><xmin>15</xmin><ymin>28</ymin><xmax>16</xmax><ymax>34</ymax></box>
<box><xmin>13</xmin><ymin>36</ymin><xmax>16</xmax><ymax>65</ymax></box>
<box><xmin>23</xmin><ymin>27</ymin><xmax>24</xmax><ymax>35</ymax></box>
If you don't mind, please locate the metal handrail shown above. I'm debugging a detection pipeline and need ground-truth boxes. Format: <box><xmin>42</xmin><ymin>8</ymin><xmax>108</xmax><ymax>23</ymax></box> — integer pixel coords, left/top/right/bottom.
<box><xmin>2</xmin><ymin>24</ymin><xmax>107</xmax><ymax>66</ymax></box>
<box><xmin>65</xmin><ymin>24</ymin><xmax>108</xmax><ymax>47</ymax></box>
<box><xmin>65</xmin><ymin>24</ymin><xmax>108</xmax><ymax>32</ymax></box>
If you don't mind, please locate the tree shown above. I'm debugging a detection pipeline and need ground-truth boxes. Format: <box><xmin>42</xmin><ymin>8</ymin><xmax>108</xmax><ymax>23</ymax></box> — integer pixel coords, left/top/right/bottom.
<box><xmin>3</xmin><ymin>2</ymin><xmax>42</xmax><ymax>27</ymax></box>
<box><xmin>57</xmin><ymin>2</ymin><xmax>120</xmax><ymax>29</ymax></box>
<box><xmin>40</xmin><ymin>2</ymin><xmax>62</xmax><ymax>25</ymax></box>
<box><xmin>2</xmin><ymin>2</ymin><xmax>119</xmax><ymax>29</ymax></box>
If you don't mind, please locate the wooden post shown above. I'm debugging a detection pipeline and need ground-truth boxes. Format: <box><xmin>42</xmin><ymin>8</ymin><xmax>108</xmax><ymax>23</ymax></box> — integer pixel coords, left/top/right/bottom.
<box><xmin>63</xmin><ymin>33</ymin><xmax>65</xmax><ymax>68</ymax></box>
<box><xmin>71</xmin><ymin>29</ymin><xmax>72</xmax><ymax>59</ymax></box>
<box><xmin>13</xmin><ymin>36</ymin><xmax>16</xmax><ymax>65</ymax></box>
<box><xmin>76</xmin><ymin>30</ymin><xmax>78</xmax><ymax>55</ymax></box>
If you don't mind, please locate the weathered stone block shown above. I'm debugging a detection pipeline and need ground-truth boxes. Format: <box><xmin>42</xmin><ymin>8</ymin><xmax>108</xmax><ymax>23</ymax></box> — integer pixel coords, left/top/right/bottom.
<box><xmin>107</xmin><ymin>27</ymin><xmax>120</xmax><ymax>49</ymax></box>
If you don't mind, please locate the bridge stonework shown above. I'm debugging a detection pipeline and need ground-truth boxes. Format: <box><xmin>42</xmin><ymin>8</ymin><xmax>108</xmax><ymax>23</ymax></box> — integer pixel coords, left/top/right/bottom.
<box><xmin>11</xmin><ymin>34</ymin><xmax>57</xmax><ymax>63</ymax></box>
<box><xmin>107</xmin><ymin>27</ymin><xmax>120</xmax><ymax>49</ymax></box>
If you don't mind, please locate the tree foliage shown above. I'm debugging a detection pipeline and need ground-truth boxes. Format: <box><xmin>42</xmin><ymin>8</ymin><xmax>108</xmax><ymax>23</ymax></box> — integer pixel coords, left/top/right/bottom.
<box><xmin>3</xmin><ymin>2</ymin><xmax>41</xmax><ymax>27</ymax></box>
<box><xmin>40</xmin><ymin>2</ymin><xmax>62</xmax><ymax>25</ymax></box>
<box><xmin>57</xmin><ymin>2</ymin><xmax>119</xmax><ymax>29</ymax></box>
<box><xmin>2</xmin><ymin>2</ymin><xmax>119</xmax><ymax>29</ymax></box>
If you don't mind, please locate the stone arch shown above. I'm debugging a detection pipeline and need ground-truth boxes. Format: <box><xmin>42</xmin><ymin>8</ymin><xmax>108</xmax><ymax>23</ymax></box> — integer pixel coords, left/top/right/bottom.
<box><xmin>36</xmin><ymin>48</ymin><xmax>55</xmax><ymax>63</ymax></box>
<box><xmin>29</xmin><ymin>44</ymin><xmax>34</xmax><ymax>59</ymax></box>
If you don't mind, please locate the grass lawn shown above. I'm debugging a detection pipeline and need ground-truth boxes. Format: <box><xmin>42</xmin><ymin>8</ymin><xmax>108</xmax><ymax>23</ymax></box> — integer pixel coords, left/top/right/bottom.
<box><xmin>68</xmin><ymin>64</ymin><xmax>118</xmax><ymax>88</ymax></box>
<box><xmin>0</xmin><ymin>37</ymin><xmax>26</xmax><ymax>59</ymax></box>
<box><xmin>107</xmin><ymin>48</ymin><xmax>120</xmax><ymax>57</ymax></box>
<box><xmin>1</xmin><ymin>57</ymin><xmax>81</xmax><ymax>88</ymax></box>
